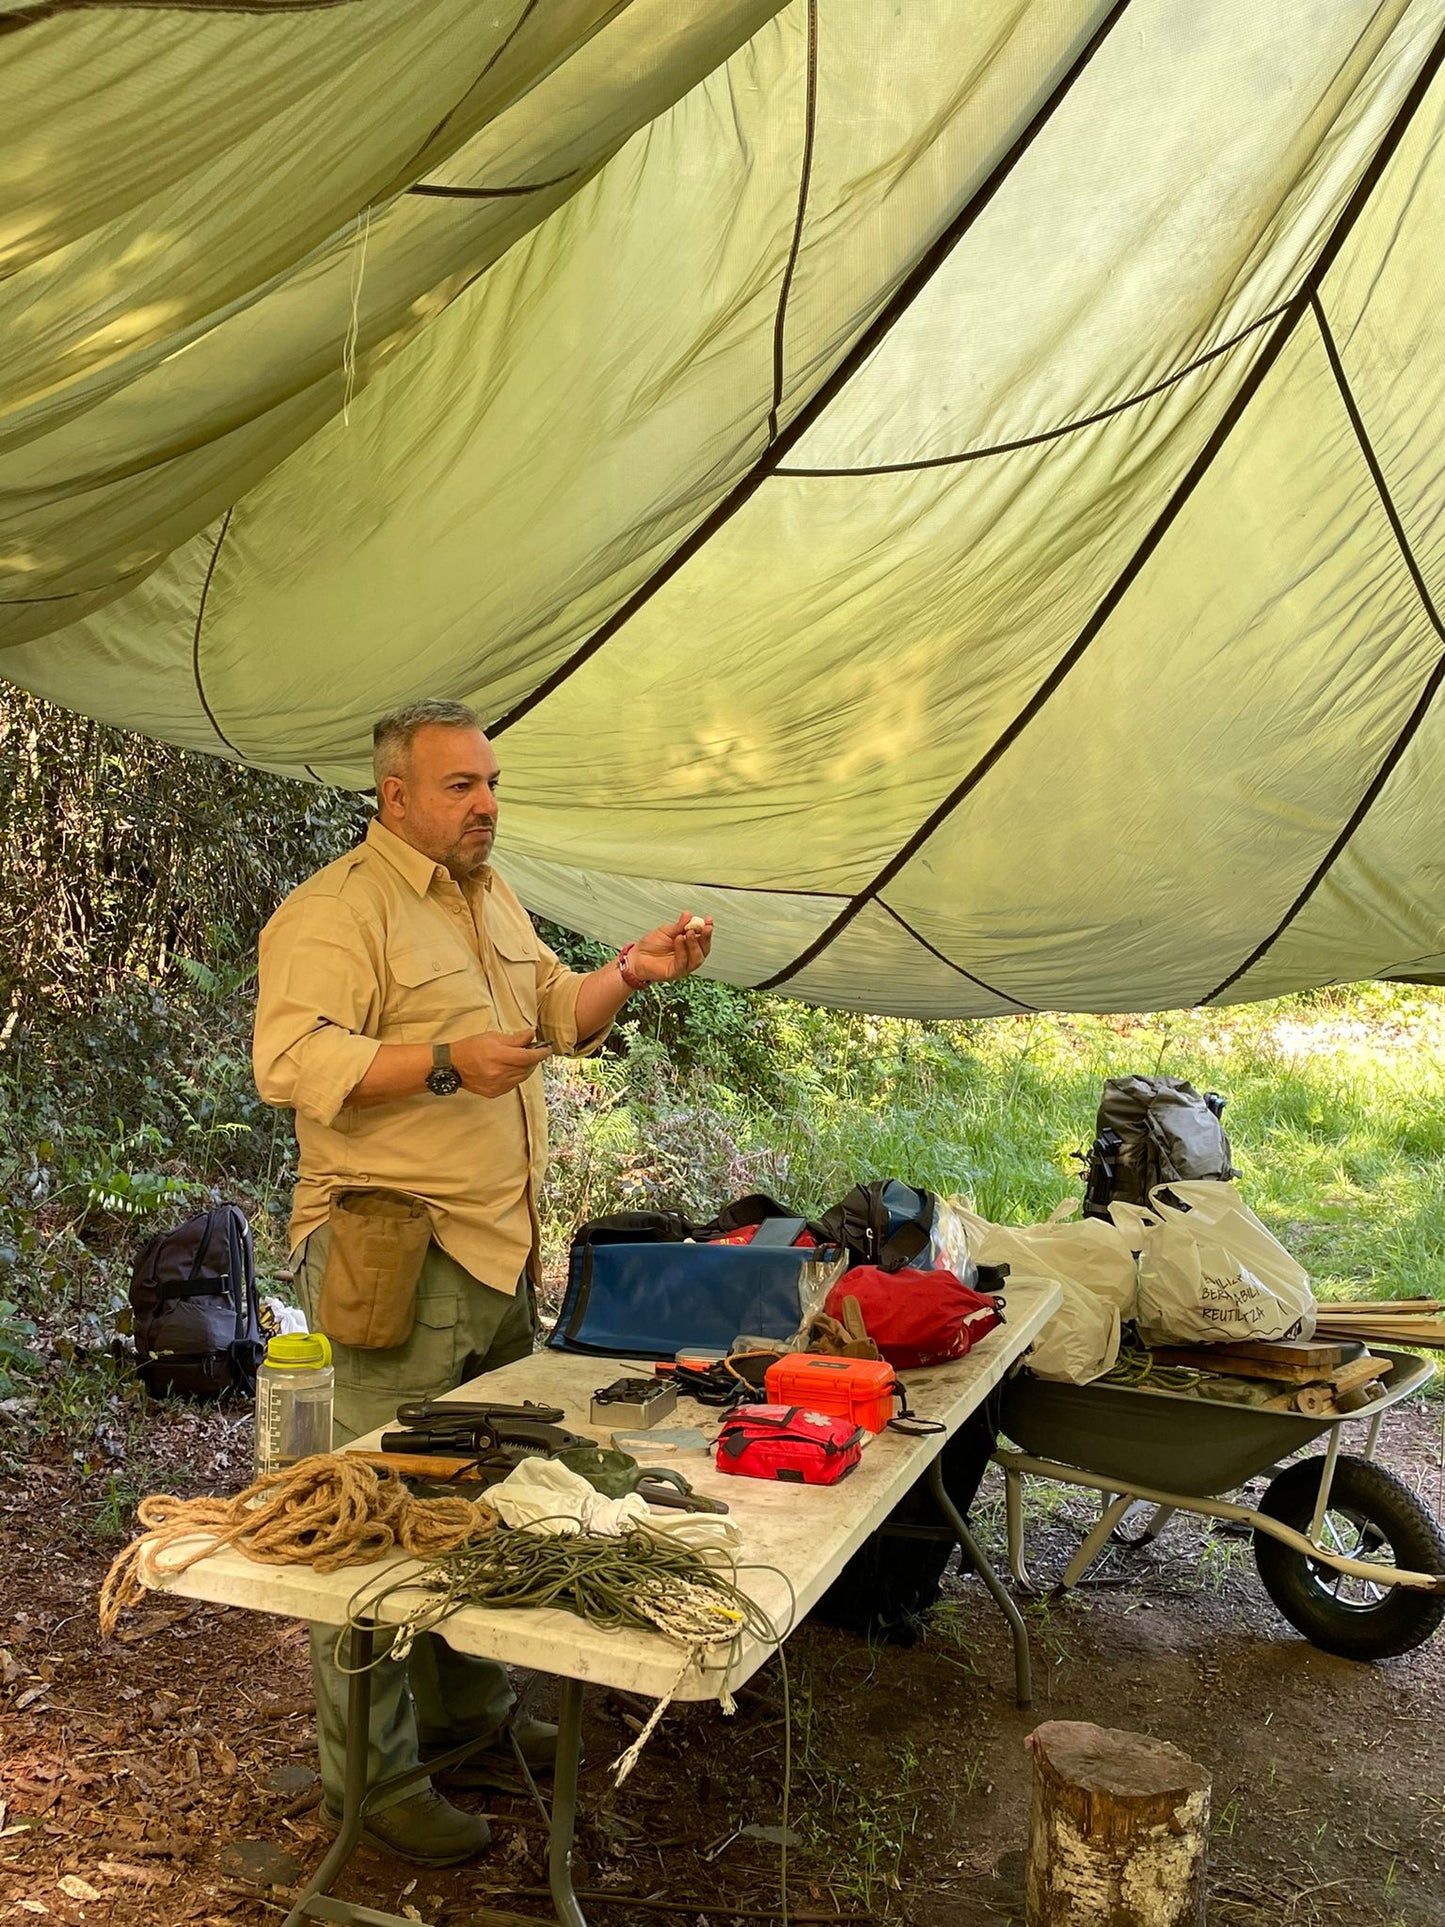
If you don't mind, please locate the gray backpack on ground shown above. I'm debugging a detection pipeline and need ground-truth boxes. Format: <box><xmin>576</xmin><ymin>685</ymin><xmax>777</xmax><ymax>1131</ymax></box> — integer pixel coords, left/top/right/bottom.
<box><xmin>1081</xmin><ymin>1076</ymin><xmax>1236</xmax><ymax>1219</ymax></box>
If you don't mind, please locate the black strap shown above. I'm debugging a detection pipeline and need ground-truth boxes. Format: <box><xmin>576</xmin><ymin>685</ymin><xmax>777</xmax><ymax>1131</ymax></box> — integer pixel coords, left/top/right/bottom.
<box><xmin>720</xmin><ymin>1421</ymin><xmax>863</xmax><ymax>1460</ymax></box>
<box><xmin>885</xmin><ymin>1376</ymin><xmax>946</xmax><ymax>1437</ymax></box>
<box><xmin>154</xmin><ymin>1275</ymin><xmax>232</xmax><ymax>1301</ymax></box>
<box><xmin>185</xmin><ymin>1210</ymin><xmax>220</xmax><ymax>1285</ymax></box>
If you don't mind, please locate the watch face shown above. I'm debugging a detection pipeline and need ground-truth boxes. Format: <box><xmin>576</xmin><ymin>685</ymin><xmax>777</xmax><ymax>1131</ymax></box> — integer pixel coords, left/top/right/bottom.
<box><xmin>425</xmin><ymin>1065</ymin><xmax>463</xmax><ymax>1096</ymax></box>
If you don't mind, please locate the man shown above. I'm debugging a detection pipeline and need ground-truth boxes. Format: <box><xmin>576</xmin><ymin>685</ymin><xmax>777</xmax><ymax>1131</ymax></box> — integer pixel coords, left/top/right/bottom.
<box><xmin>253</xmin><ymin>699</ymin><xmax>712</xmax><ymax>1866</ymax></box>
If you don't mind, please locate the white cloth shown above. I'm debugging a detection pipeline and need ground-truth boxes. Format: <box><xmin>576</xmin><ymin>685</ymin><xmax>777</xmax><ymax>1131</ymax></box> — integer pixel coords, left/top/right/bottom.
<box><xmin>487</xmin><ymin>1458</ymin><xmax>744</xmax><ymax>1559</ymax></box>
<box><xmin>489</xmin><ymin>1459</ymin><xmax>653</xmax><ymax>1537</ymax></box>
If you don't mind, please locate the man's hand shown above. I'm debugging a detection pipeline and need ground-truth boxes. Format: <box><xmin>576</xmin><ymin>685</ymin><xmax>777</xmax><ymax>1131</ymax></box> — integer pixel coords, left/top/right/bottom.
<box><xmin>628</xmin><ymin>912</ymin><xmax>714</xmax><ymax>984</ymax></box>
<box><xmin>451</xmin><ymin>1027</ymin><xmax>553</xmax><ymax>1097</ymax></box>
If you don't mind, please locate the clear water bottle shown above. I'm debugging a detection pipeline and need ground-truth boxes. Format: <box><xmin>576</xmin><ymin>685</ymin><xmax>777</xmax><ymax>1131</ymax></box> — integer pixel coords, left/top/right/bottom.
<box><xmin>254</xmin><ymin>1333</ymin><xmax>334</xmax><ymax>1478</ymax></box>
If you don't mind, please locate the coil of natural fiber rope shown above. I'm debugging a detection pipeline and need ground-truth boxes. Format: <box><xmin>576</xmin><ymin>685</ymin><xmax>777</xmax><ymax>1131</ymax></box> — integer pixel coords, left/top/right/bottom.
<box><xmin>99</xmin><ymin>1452</ymin><xmax>497</xmax><ymax>1637</ymax></box>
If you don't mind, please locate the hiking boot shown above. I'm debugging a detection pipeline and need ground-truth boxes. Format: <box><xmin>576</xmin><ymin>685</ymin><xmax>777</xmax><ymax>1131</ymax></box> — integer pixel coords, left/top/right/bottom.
<box><xmin>421</xmin><ymin>1716</ymin><xmax>560</xmax><ymax>1789</ymax></box>
<box><xmin>319</xmin><ymin>1787</ymin><xmax>491</xmax><ymax>1867</ymax></box>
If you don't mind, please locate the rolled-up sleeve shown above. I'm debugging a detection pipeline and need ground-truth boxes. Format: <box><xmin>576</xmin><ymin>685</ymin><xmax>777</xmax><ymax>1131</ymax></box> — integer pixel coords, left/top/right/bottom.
<box><xmin>534</xmin><ymin>938</ymin><xmax>611</xmax><ymax>1057</ymax></box>
<box><xmin>253</xmin><ymin>898</ymin><xmax>383</xmax><ymax>1127</ymax></box>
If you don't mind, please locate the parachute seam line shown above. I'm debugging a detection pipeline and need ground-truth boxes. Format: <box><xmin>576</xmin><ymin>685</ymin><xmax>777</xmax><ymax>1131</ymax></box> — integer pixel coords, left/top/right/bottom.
<box><xmin>681</xmin><ymin>880</ymin><xmax>846</xmax><ymax>899</ymax></box>
<box><xmin>1</xmin><ymin>0</ymin><xmax>355</xmax><ymax>30</ymax></box>
<box><xmin>401</xmin><ymin>0</ymin><xmax>541</xmax><ymax>174</ymax></box>
<box><xmin>875</xmin><ymin>902</ymin><xmax>1035</xmax><ymax>1009</ymax></box>
<box><xmin>407</xmin><ymin>173</ymin><xmax>578</xmax><ymax>201</ymax></box>
<box><xmin>767</xmin><ymin>0</ymin><xmax>820</xmax><ymax>445</ymax></box>
<box><xmin>753</xmin><ymin>308</ymin><xmax>1303</xmax><ymax>988</ymax></box>
<box><xmin>756</xmin><ymin>17</ymin><xmax>1445</xmax><ymax>993</ymax></box>
<box><xmin>1198</xmin><ymin>292</ymin><xmax>1445</xmax><ymax>1006</ymax></box>
<box><xmin>190</xmin><ymin>509</ymin><xmax>244</xmax><ymax>760</ymax></box>
<box><xmin>0</xmin><ymin>561</ymin><xmax>154</xmax><ymax>607</ymax></box>
<box><xmin>772</xmin><ymin>303</ymin><xmax>1290</xmax><ymax>474</ymax></box>
<box><xmin>485</xmin><ymin>0</ymin><xmax>1134</xmax><ymax>736</ymax></box>
<box><xmin>304</xmin><ymin>765</ymin><xmax>325</xmax><ymax>783</ymax></box>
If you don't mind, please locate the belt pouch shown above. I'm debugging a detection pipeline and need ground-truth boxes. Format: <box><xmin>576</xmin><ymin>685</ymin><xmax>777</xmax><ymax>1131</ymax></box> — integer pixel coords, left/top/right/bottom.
<box><xmin>318</xmin><ymin>1189</ymin><xmax>431</xmax><ymax>1349</ymax></box>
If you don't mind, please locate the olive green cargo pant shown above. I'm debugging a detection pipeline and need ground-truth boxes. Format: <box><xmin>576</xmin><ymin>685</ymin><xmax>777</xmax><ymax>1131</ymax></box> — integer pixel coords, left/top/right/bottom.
<box><xmin>295</xmin><ymin>1224</ymin><xmax>536</xmax><ymax>1814</ymax></box>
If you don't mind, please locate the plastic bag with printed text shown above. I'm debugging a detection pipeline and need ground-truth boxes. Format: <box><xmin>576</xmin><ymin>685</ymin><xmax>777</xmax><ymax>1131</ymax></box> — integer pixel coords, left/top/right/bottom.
<box><xmin>1133</xmin><ymin>1182</ymin><xmax>1314</xmax><ymax>1347</ymax></box>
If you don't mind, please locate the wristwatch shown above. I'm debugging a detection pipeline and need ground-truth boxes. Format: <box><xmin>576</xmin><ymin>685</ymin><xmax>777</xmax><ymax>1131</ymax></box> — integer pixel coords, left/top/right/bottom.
<box><xmin>426</xmin><ymin>1042</ymin><xmax>463</xmax><ymax>1096</ymax></box>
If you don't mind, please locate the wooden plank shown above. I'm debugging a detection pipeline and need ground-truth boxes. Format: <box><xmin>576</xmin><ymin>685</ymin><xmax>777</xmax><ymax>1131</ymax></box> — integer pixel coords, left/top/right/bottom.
<box><xmin>1314</xmin><ymin>1317</ymin><xmax>1445</xmax><ymax>1341</ymax></box>
<box><xmin>1147</xmin><ymin>1348</ymin><xmax>1322</xmax><ymax>1383</ymax></box>
<box><xmin>1261</xmin><ymin>1357</ymin><xmax>1395</xmax><ymax>1415</ymax></box>
<box><xmin>1326</xmin><ymin>1355</ymin><xmax>1392</xmax><ymax>1397</ymax></box>
<box><xmin>1314</xmin><ymin>1323</ymin><xmax>1445</xmax><ymax>1350</ymax></box>
<box><xmin>1208</xmin><ymin>1337</ymin><xmax>1358</xmax><ymax>1370</ymax></box>
<box><xmin>1313</xmin><ymin>1298</ymin><xmax>1442</xmax><ymax>1314</ymax></box>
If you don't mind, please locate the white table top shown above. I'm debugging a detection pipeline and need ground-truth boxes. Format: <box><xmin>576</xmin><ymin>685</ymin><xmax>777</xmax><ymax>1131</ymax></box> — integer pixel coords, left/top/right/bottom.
<box><xmin>145</xmin><ymin>1279</ymin><xmax>1059</xmax><ymax>1701</ymax></box>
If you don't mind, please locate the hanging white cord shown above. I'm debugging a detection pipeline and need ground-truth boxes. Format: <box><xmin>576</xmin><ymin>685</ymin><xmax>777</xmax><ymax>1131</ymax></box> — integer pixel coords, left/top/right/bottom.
<box><xmin>341</xmin><ymin>205</ymin><xmax>372</xmax><ymax>424</ymax></box>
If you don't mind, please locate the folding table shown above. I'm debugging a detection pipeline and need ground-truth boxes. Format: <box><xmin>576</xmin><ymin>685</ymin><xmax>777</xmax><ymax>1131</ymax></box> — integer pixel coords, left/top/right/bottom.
<box><xmin>143</xmin><ymin>1276</ymin><xmax>1060</xmax><ymax>1927</ymax></box>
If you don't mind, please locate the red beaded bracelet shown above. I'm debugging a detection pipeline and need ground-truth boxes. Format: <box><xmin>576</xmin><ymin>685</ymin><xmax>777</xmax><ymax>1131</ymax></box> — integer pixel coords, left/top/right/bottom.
<box><xmin>616</xmin><ymin>943</ymin><xmax>648</xmax><ymax>992</ymax></box>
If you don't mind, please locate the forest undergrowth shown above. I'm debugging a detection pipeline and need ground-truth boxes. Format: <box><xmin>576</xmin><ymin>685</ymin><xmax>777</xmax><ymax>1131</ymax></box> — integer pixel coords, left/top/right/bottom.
<box><xmin>3</xmin><ymin>685</ymin><xmax>1443</xmax><ymax>1505</ymax></box>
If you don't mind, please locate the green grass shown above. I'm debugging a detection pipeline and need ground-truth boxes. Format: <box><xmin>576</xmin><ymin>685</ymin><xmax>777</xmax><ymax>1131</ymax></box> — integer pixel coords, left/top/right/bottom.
<box><xmin>541</xmin><ymin>983</ymin><xmax>1445</xmax><ymax>1313</ymax></box>
<box><xmin>6</xmin><ymin>978</ymin><xmax>1444</xmax><ymax>1469</ymax></box>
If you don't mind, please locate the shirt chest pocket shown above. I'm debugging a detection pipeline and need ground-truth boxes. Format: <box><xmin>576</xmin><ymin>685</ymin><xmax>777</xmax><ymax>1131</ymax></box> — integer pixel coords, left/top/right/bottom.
<box><xmin>384</xmin><ymin>945</ymin><xmax>485</xmax><ymax>1043</ymax></box>
<box><xmin>487</xmin><ymin>921</ymin><xmax>539</xmax><ymax>1031</ymax></box>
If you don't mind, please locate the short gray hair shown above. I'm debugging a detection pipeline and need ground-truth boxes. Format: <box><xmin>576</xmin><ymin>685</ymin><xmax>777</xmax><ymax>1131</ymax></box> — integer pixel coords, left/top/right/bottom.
<box><xmin>372</xmin><ymin>700</ymin><xmax>481</xmax><ymax>787</ymax></box>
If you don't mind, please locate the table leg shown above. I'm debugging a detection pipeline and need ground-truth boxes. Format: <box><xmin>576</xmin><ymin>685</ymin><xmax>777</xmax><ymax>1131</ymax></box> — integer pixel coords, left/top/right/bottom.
<box><xmin>547</xmin><ymin>1677</ymin><xmax>588</xmax><ymax>1927</ymax></box>
<box><xmin>283</xmin><ymin>1622</ymin><xmax>375</xmax><ymax>1927</ymax></box>
<box><xmin>927</xmin><ymin>1460</ymin><xmax>1033</xmax><ymax>1710</ymax></box>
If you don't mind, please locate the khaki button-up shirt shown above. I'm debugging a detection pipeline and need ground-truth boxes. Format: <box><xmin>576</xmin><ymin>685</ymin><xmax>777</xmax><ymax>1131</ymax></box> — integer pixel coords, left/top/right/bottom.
<box><xmin>253</xmin><ymin>819</ymin><xmax>606</xmax><ymax>1292</ymax></box>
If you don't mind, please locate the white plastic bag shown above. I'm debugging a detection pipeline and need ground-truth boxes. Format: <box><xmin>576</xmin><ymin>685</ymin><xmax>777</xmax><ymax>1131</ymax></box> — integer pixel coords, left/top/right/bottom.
<box><xmin>1022</xmin><ymin>1273</ymin><xmax>1122</xmax><ymax>1384</ymax></box>
<box><xmin>1134</xmin><ymin>1182</ymin><xmax>1314</xmax><ymax>1346</ymax></box>
<box><xmin>945</xmin><ymin>1198</ymin><xmax>1138</xmax><ymax>1315</ymax></box>
<box><xmin>945</xmin><ymin>1198</ymin><xmax>1134</xmax><ymax>1383</ymax></box>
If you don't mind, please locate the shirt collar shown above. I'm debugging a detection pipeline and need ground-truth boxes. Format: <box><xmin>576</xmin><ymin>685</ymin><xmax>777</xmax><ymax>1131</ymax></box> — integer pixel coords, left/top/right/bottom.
<box><xmin>366</xmin><ymin>817</ymin><xmax>446</xmax><ymax>896</ymax></box>
<box><xmin>365</xmin><ymin>817</ymin><xmax>494</xmax><ymax>897</ymax></box>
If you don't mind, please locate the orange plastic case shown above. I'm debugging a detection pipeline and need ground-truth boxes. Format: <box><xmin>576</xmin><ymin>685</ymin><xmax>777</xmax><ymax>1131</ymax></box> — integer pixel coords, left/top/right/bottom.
<box><xmin>762</xmin><ymin>1354</ymin><xmax>897</xmax><ymax>1434</ymax></box>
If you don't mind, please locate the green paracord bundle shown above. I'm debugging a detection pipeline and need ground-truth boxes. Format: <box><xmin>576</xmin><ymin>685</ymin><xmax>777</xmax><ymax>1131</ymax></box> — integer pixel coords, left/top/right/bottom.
<box><xmin>341</xmin><ymin>1523</ymin><xmax>794</xmax><ymax>1801</ymax></box>
<box><xmin>352</xmin><ymin>1523</ymin><xmax>775</xmax><ymax>1650</ymax></box>
<box><xmin>1100</xmin><ymin>1341</ymin><xmax>1202</xmax><ymax>1391</ymax></box>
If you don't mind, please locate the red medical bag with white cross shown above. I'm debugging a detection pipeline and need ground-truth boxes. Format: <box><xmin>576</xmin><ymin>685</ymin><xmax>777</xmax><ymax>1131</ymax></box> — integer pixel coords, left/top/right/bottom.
<box><xmin>714</xmin><ymin>1404</ymin><xmax>863</xmax><ymax>1485</ymax></box>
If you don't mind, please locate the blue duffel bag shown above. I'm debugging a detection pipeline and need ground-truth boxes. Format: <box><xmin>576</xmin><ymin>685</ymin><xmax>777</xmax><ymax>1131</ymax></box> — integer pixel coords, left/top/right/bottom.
<box><xmin>549</xmin><ymin>1201</ymin><xmax>834</xmax><ymax>1359</ymax></box>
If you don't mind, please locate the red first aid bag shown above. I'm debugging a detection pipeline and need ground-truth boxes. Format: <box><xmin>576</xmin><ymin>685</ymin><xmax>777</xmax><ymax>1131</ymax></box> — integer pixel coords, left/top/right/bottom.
<box><xmin>715</xmin><ymin>1404</ymin><xmax>864</xmax><ymax>1485</ymax></box>
<box><xmin>827</xmin><ymin>1266</ymin><xmax>1004</xmax><ymax>1369</ymax></box>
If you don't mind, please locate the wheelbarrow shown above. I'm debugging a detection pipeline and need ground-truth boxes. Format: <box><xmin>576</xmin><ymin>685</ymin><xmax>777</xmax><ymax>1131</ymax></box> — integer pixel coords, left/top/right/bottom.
<box><xmin>992</xmin><ymin>1345</ymin><xmax>1445</xmax><ymax>1659</ymax></box>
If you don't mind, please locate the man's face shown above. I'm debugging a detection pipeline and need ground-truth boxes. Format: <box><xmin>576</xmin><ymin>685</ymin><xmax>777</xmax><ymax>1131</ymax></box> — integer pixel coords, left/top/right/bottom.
<box><xmin>379</xmin><ymin>724</ymin><xmax>500</xmax><ymax>881</ymax></box>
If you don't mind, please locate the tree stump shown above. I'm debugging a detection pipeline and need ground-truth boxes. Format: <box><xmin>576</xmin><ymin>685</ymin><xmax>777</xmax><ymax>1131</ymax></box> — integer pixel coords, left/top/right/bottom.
<box><xmin>1025</xmin><ymin>1720</ymin><xmax>1210</xmax><ymax>1925</ymax></box>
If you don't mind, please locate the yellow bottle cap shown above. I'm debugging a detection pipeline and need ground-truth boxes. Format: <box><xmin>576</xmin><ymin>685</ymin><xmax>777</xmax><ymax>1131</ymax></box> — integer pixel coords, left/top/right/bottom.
<box><xmin>264</xmin><ymin>1332</ymin><xmax>332</xmax><ymax>1370</ymax></box>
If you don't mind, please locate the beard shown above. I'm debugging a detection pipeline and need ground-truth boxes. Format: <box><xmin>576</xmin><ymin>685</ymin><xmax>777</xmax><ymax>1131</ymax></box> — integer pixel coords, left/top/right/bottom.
<box><xmin>442</xmin><ymin>825</ymin><xmax>494</xmax><ymax>880</ymax></box>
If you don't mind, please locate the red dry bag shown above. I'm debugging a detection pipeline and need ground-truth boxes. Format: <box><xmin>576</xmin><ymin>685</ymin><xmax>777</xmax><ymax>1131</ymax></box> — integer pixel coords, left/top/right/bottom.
<box><xmin>826</xmin><ymin>1266</ymin><xmax>1004</xmax><ymax>1370</ymax></box>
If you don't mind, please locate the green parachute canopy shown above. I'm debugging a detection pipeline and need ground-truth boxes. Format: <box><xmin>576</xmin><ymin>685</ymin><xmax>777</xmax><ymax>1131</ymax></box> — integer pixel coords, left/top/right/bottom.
<box><xmin>4</xmin><ymin>1</ymin><xmax>1444</xmax><ymax>1015</ymax></box>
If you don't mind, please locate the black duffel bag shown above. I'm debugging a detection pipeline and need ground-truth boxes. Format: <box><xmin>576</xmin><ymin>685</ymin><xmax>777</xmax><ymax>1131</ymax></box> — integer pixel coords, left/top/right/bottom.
<box><xmin>809</xmin><ymin>1395</ymin><xmax>1001</xmax><ymax>1645</ymax></box>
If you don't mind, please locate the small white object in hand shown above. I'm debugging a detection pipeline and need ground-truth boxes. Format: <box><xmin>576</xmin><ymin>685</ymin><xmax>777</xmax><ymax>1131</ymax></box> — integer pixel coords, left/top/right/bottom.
<box><xmin>686</xmin><ymin>916</ymin><xmax>707</xmax><ymax>932</ymax></box>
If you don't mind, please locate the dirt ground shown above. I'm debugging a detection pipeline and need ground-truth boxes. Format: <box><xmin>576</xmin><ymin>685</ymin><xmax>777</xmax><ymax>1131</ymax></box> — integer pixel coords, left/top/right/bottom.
<box><xmin>2</xmin><ymin>1397</ymin><xmax>1443</xmax><ymax>1927</ymax></box>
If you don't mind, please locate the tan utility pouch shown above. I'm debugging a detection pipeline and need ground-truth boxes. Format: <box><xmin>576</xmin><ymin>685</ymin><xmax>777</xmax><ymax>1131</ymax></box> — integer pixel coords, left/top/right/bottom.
<box><xmin>318</xmin><ymin>1189</ymin><xmax>431</xmax><ymax>1350</ymax></box>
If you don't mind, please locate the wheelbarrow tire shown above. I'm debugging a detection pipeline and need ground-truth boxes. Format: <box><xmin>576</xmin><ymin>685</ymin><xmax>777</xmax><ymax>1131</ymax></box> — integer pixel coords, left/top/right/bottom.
<box><xmin>1253</xmin><ymin>1455</ymin><xmax>1445</xmax><ymax>1660</ymax></box>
